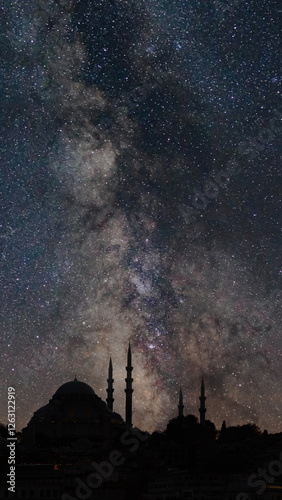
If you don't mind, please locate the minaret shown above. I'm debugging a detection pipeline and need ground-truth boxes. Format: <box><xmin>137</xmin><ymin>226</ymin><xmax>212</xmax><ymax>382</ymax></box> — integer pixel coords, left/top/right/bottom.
<box><xmin>106</xmin><ymin>358</ymin><xmax>114</xmax><ymax>411</ymax></box>
<box><xmin>199</xmin><ymin>376</ymin><xmax>206</xmax><ymax>426</ymax></box>
<box><xmin>178</xmin><ymin>387</ymin><xmax>184</xmax><ymax>418</ymax></box>
<box><xmin>125</xmin><ymin>343</ymin><xmax>133</xmax><ymax>427</ymax></box>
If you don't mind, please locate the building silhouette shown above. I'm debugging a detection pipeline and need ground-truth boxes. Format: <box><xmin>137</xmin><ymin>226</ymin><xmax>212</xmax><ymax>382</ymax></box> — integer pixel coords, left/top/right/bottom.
<box><xmin>22</xmin><ymin>344</ymin><xmax>133</xmax><ymax>449</ymax></box>
<box><xmin>199</xmin><ymin>376</ymin><xmax>207</xmax><ymax>426</ymax></box>
<box><xmin>125</xmin><ymin>343</ymin><xmax>133</xmax><ymax>428</ymax></box>
<box><xmin>177</xmin><ymin>377</ymin><xmax>207</xmax><ymax>424</ymax></box>
<box><xmin>106</xmin><ymin>357</ymin><xmax>114</xmax><ymax>411</ymax></box>
<box><xmin>3</xmin><ymin>346</ymin><xmax>282</xmax><ymax>500</ymax></box>
<box><xmin>21</xmin><ymin>344</ymin><xmax>210</xmax><ymax>451</ymax></box>
<box><xmin>178</xmin><ymin>387</ymin><xmax>184</xmax><ymax>418</ymax></box>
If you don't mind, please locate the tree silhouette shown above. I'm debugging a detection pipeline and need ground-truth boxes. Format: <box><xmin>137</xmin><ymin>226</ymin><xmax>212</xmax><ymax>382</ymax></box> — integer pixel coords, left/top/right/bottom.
<box><xmin>219</xmin><ymin>423</ymin><xmax>261</xmax><ymax>443</ymax></box>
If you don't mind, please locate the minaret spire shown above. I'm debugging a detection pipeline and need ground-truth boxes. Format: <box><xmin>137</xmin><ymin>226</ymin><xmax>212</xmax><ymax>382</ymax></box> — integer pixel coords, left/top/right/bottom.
<box><xmin>178</xmin><ymin>387</ymin><xmax>184</xmax><ymax>418</ymax></box>
<box><xmin>106</xmin><ymin>357</ymin><xmax>114</xmax><ymax>411</ymax></box>
<box><xmin>125</xmin><ymin>343</ymin><xmax>133</xmax><ymax>427</ymax></box>
<box><xmin>199</xmin><ymin>376</ymin><xmax>206</xmax><ymax>426</ymax></box>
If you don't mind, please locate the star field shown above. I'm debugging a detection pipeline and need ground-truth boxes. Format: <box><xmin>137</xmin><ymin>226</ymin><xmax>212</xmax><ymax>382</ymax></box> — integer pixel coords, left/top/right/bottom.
<box><xmin>0</xmin><ymin>0</ymin><xmax>281</xmax><ymax>433</ymax></box>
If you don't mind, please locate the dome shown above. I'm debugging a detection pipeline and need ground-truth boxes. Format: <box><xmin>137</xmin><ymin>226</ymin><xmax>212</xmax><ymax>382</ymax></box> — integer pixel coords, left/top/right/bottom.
<box><xmin>22</xmin><ymin>375</ymin><xmax>125</xmax><ymax>450</ymax></box>
<box><xmin>54</xmin><ymin>378</ymin><xmax>95</xmax><ymax>397</ymax></box>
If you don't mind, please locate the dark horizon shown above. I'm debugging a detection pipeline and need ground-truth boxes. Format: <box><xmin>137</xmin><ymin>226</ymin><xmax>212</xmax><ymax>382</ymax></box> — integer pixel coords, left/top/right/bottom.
<box><xmin>0</xmin><ymin>370</ymin><xmax>279</xmax><ymax>437</ymax></box>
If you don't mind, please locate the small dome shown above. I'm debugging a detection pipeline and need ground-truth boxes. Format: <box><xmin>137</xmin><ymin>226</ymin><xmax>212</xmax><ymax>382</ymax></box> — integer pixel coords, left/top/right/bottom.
<box><xmin>54</xmin><ymin>378</ymin><xmax>95</xmax><ymax>397</ymax></box>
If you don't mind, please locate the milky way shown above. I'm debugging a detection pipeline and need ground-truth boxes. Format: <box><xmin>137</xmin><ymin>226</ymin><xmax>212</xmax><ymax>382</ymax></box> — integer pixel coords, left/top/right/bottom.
<box><xmin>0</xmin><ymin>0</ymin><xmax>281</xmax><ymax>433</ymax></box>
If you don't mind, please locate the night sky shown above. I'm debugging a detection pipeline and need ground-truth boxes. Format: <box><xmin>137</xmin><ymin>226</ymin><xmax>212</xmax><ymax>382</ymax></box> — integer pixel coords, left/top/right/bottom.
<box><xmin>0</xmin><ymin>0</ymin><xmax>281</xmax><ymax>433</ymax></box>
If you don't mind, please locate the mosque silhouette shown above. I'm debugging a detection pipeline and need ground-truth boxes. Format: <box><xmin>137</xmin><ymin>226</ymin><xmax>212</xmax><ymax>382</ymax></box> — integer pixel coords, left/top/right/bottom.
<box><xmin>22</xmin><ymin>344</ymin><xmax>207</xmax><ymax>449</ymax></box>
